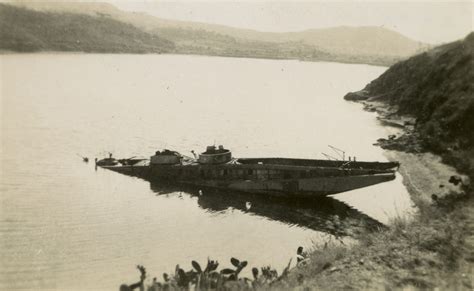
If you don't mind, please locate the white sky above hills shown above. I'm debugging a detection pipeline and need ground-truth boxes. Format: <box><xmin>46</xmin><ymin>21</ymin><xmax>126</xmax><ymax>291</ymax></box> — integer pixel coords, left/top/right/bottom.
<box><xmin>8</xmin><ymin>0</ymin><xmax>473</xmax><ymax>44</ymax></box>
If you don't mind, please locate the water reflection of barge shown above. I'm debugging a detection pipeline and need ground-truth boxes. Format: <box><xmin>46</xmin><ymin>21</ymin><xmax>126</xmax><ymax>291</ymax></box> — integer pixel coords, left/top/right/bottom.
<box><xmin>148</xmin><ymin>181</ymin><xmax>385</xmax><ymax>236</ymax></box>
<box><xmin>98</xmin><ymin>145</ymin><xmax>398</xmax><ymax>197</ymax></box>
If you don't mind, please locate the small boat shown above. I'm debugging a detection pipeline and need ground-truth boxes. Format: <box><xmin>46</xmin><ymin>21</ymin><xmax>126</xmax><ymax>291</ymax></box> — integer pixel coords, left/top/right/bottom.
<box><xmin>97</xmin><ymin>145</ymin><xmax>398</xmax><ymax>197</ymax></box>
<box><xmin>118</xmin><ymin>156</ymin><xmax>149</xmax><ymax>166</ymax></box>
<box><xmin>95</xmin><ymin>157</ymin><xmax>119</xmax><ymax>166</ymax></box>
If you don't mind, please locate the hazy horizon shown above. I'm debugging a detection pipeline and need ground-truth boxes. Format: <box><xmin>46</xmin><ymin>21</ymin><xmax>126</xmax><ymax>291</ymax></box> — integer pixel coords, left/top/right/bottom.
<box><xmin>108</xmin><ymin>1</ymin><xmax>472</xmax><ymax>45</ymax></box>
<box><xmin>5</xmin><ymin>1</ymin><xmax>472</xmax><ymax>44</ymax></box>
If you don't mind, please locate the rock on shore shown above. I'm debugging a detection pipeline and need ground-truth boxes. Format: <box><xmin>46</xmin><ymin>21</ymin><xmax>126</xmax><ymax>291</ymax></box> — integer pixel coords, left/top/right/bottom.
<box><xmin>343</xmin><ymin>90</ymin><xmax>370</xmax><ymax>101</ymax></box>
<box><xmin>345</xmin><ymin>32</ymin><xmax>474</xmax><ymax>180</ymax></box>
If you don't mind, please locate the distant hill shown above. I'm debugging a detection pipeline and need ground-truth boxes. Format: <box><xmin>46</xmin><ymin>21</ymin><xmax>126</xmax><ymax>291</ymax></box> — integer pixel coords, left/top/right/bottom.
<box><xmin>0</xmin><ymin>4</ymin><xmax>174</xmax><ymax>53</ymax></box>
<box><xmin>145</xmin><ymin>24</ymin><xmax>424</xmax><ymax>65</ymax></box>
<box><xmin>345</xmin><ymin>33</ymin><xmax>474</xmax><ymax>176</ymax></box>
<box><xmin>3</xmin><ymin>2</ymin><xmax>428</xmax><ymax>65</ymax></box>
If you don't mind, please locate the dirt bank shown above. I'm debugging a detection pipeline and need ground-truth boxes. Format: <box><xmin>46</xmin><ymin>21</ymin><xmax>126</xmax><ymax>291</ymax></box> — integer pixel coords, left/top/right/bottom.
<box><xmin>384</xmin><ymin>151</ymin><xmax>467</xmax><ymax>205</ymax></box>
<box><xmin>362</xmin><ymin>99</ymin><xmax>469</xmax><ymax>204</ymax></box>
<box><xmin>284</xmin><ymin>34</ymin><xmax>474</xmax><ymax>290</ymax></box>
<box><xmin>270</xmin><ymin>100</ymin><xmax>473</xmax><ymax>290</ymax></box>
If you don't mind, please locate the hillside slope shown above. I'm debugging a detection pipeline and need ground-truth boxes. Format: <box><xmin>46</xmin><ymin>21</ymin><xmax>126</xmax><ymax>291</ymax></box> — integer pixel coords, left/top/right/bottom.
<box><xmin>284</xmin><ymin>26</ymin><xmax>425</xmax><ymax>57</ymax></box>
<box><xmin>6</xmin><ymin>2</ymin><xmax>427</xmax><ymax>65</ymax></box>
<box><xmin>345</xmin><ymin>32</ymin><xmax>474</xmax><ymax>176</ymax></box>
<box><xmin>0</xmin><ymin>4</ymin><xmax>174</xmax><ymax>53</ymax></box>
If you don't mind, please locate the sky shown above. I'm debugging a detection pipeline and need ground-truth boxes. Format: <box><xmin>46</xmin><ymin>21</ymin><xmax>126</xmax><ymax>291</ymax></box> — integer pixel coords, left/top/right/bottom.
<box><xmin>107</xmin><ymin>1</ymin><xmax>473</xmax><ymax>44</ymax></box>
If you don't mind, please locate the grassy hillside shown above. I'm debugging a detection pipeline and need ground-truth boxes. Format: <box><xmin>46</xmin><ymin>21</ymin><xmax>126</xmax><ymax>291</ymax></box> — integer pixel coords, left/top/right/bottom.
<box><xmin>5</xmin><ymin>2</ymin><xmax>427</xmax><ymax>65</ymax></box>
<box><xmin>345</xmin><ymin>33</ymin><xmax>474</xmax><ymax>177</ymax></box>
<box><xmin>0</xmin><ymin>4</ymin><xmax>174</xmax><ymax>53</ymax></box>
<box><xmin>138</xmin><ymin>19</ymin><xmax>426</xmax><ymax>64</ymax></box>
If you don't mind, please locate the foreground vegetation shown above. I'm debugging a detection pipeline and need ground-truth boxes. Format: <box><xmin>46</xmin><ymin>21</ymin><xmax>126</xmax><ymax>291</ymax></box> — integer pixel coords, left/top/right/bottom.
<box><xmin>118</xmin><ymin>186</ymin><xmax>472</xmax><ymax>290</ymax></box>
<box><xmin>276</xmin><ymin>191</ymin><xmax>473</xmax><ymax>290</ymax></box>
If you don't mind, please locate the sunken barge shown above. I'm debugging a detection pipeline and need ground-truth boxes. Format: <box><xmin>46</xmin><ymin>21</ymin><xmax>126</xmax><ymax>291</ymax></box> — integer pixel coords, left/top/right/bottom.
<box><xmin>97</xmin><ymin>145</ymin><xmax>399</xmax><ymax>197</ymax></box>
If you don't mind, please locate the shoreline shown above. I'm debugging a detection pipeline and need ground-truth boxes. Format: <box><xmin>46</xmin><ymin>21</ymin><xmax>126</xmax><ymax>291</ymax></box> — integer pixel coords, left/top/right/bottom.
<box><xmin>274</xmin><ymin>98</ymin><xmax>473</xmax><ymax>290</ymax></box>
<box><xmin>361</xmin><ymin>99</ymin><xmax>469</xmax><ymax>205</ymax></box>
<box><xmin>0</xmin><ymin>50</ymin><xmax>394</xmax><ymax>67</ymax></box>
<box><xmin>129</xmin><ymin>98</ymin><xmax>473</xmax><ymax>291</ymax></box>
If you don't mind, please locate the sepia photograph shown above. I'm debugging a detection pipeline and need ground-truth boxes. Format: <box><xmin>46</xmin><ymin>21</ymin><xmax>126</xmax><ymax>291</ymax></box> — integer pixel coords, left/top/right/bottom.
<box><xmin>0</xmin><ymin>0</ymin><xmax>472</xmax><ymax>290</ymax></box>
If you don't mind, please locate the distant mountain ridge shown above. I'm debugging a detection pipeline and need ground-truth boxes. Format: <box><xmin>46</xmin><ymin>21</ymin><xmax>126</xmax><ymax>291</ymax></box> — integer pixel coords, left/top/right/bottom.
<box><xmin>2</xmin><ymin>2</ymin><xmax>429</xmax><ymax>65</ymax></box>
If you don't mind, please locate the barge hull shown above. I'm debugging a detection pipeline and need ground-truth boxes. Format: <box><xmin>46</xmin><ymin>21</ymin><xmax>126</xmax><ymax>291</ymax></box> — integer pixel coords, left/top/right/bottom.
<box><xmin>179</xmin><ymin>173</ymin><xmax>395</xmax><ymax>197</ymax></box>
<box><xmin>101</xmin><ymin>165</ymin><xmax>395</xmax><ymax>197</ymax></box>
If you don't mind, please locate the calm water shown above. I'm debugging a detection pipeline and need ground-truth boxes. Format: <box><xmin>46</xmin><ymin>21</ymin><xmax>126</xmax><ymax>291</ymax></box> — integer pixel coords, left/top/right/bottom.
<box><xmin>0</xmin><ymin>54</ymin><xmax>413</xmax><ymax>290</ymax></box>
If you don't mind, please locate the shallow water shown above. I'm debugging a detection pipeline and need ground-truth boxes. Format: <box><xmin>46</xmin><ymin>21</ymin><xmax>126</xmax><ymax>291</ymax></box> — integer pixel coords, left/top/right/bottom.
<box><xmin>0</xmin><ymin>54</ymin><xmax>414</xmax><ymax>290</ymax></box>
